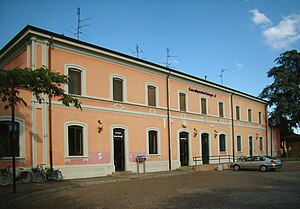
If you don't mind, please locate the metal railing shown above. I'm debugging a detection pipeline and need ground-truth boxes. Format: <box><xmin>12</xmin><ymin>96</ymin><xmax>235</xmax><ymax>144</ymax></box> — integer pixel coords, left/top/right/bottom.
<box><xmin>193</xmin><ymin>155</ymin><xmax>234</xmax><ymax>165</ymax></box>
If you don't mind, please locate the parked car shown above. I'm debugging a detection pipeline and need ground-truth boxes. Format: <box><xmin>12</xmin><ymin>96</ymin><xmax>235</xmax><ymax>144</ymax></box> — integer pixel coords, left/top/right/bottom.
<box><xmin>233</xmin><ymin>156</ymin><xmax>282</xmax><ymax>172</ymax></box>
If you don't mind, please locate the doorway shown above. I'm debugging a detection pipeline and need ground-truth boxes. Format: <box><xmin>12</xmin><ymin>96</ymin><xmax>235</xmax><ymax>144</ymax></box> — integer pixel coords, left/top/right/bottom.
<box><xmin>249</xmin><ymin>136</ymin><xmax>253</xmax><ymax>156</ymax></box>
<box><xmin>179</xmin><ymin>132</ymin><xmax>189</xmax><ymax>166</ymax></box>
<box><xmin>201</xmin><ymin>133</ymin><xmax>209</xmax><ymax>164</ymax></box>
<box><xmin>113</xmin><ymin>128</ymin><xmax>125</xmax><ymax>171</ymax></box>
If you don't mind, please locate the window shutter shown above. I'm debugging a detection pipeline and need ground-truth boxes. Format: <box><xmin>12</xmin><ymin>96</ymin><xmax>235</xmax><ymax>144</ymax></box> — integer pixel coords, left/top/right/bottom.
<box><xmin>68</xmin><ymin>69</ymin><xmax>81</xmax><ymax>95</ymax></box>
<box><xmin>113</xmin><ymin>78</ymin><xmax>123</xmax><ymax>101</ymax></box>
<box><xmin>148</xmin><ymin>86</ymin><xmax>156</xmax><ymax>107</ymax></box>
<box><xmin>179</xmin><ymin>93</ymin><xmax>186</xmax><ymax>111</ymax></box>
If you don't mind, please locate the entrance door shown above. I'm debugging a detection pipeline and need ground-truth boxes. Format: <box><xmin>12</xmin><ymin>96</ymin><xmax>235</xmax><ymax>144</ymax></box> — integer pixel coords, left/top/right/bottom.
<box><xmin>249</xmin><ymin>136</ymin><xmax>253</xmax><ymax>156</ymax></box>
<box><xmin>201</xmin><ymin>133</ymin><xmax>209</xmax><ymax>164</ymax></box>
<box><xmin>113</xmin><ymin>128</ymin><xmax>125</xmax><ymax>171</ymax></box>
<box><xmin>179</xmin><ymin>132</ymin><xmax>189</xmax><ymax>166</ymax></box>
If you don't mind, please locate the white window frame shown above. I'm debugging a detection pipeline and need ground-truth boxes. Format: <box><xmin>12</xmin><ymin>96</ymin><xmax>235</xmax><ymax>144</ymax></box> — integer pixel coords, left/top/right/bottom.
<box><xmin>178</xmin><ymin>90</ymin><xmax>188</xmax><ymax>112</ymax></box>
<box><xmin>235</xmin><ymin>105</ymin><xmax>241</xmax><ymax>120</ymax></box>
<box><xmin>64</xmin><ymin>64</ymin><xmax>86</xmax><ymax>96</ymax></box>
<box><xmin>200</xmin><ymin>96</ymin><xmax>208</xmax><ymax>115</ymax></box>
<box><xmin>146</xmin><ymin>128</ymin><xmax>161</xmax><ymax>156</ymax></box>
<box><xmin>110</xmin><ymin>74</ymin><xmax>127</xmax><ymax>102</ymax></box>
<box><xmin>64</xmin><ymin>121</ymin><xmax>88</xmax><ymax>158</ymax></box>
<box><xmin>0</xmin><ymin>117</ymin><xmax>25</xmax><ymax>160</ymax></box>
<box><xmin>259</xmin><ymin>137</ymin><xmax>264</xmax><ymax>151</ymax></box>
<box><xmin>145</xmin><ymin>82</ymin><xmax>159</xmax><ymax>107</ymax></box>
<box><xmin>236</xmin><ymin>135</ymin><xmax>243</xmax><ymax>152</ymax></box>
<box><xmin>218</xmin><ymin>132</ymin><xmax>227</xmax><ymax>153</ymax></box>
<box><xmin>218</xmin><ymin>100</ymin><xmax>225</xmax><ymax>118</ymax></box>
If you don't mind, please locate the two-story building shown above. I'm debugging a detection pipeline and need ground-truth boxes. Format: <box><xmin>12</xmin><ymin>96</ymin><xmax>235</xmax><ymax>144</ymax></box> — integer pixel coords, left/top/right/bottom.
<box><xmin>0</xmin><ymin>26</ymin><xmax>279</xmax><ymax>179</ymax></box>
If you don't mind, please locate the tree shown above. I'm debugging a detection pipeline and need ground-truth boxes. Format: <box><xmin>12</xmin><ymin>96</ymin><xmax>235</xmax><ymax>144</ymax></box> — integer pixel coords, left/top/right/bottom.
<box><xmin>260</xmin><ymin>50</ymin><xmax>300</xmax><ymax>137</ymax></box>
<box><xmin>0</xmin><ymin>66</ymin><xmax>82</xmax><ymax>192</ymax></box>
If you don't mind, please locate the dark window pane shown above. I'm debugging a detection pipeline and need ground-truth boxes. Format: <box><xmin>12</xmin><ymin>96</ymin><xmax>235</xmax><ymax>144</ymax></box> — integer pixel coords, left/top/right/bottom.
<box><xmin>0</xmin><ymin>121</ymin><xmax>20</xmax><ymax>157</ymax></box>
<box><xmin>148</xmin><ymin>86</ymin><xmax>156</xmax><ymax>107</ymax></box>
<box><xmin>236</xmin><ymin>106</ymin><xmax>240</xmax><ymax>120</ymax></box>
<box><xmin>179</xmin><ymin>93</ymin><xmax>186</xmax><ymax>111</ymax></box>
<box><xmin>68</xmin><ymin>69</ymin><xmax>81</xmax><ymax>95</ymax></box>
<box><xmin>248</xmin><ymin>109</ymin><xmax>252</xmax><ymax>122</ymax></box>
<box><xmin>113</xmin><ymin>78</ymin><xmax>123</xmax><ymax>101</ymax></box>
<box><xmin>237</xmin><ymin>136</ymin><xmax>241</xmax><ymax>152</ymax></box>
<box><xmin>201</xmin><ymin>98</ymin><xmax>207</xmax><ymax>115</ymax></box>
<box><xmin>259</xmin><ymin>112</ymin><xmax>262</xmax><ymax>124</ymax></box>
<box><xmin>68</xmin><ymin>125</ymin><xmax>83</xmax><ymax>156</ymax></box>
<box><xmin>219</xmin><ymin>102</ymin><xmax>224</xmax><ymax>118</ymax></box>
<box><xmin>219</xmin><ymin>134</ymin><xmax>226</xmax><ymax>152</ymax></box>
<box><xmin>149</xmin><ymin>130</ymin><xmax>158</xmax><ymax>154</ymax></box>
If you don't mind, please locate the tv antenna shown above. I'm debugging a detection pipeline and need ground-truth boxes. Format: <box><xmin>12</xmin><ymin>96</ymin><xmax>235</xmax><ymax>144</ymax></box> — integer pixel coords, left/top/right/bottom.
<box><xmin>129</xmin><ymin>44</ymin><xmax>146</xmax><ymax>59</ymax></box>
<box><xmin>67</xmin><ymin>7</ymin><xmax>92</xmax><ymax>40</ymax></box>
<box><xmin>215</xmin><ymin>68</ymin><xmax>230</xmax><ymax>85</ymax></box>
<box><xmin>164</xmin><ymin>48</ymin><xmax>177</xmax><ymax>68</ymax></box>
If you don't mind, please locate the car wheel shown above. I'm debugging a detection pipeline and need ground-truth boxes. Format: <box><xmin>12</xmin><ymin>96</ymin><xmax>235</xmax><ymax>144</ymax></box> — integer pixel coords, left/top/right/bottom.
<box><xmin>260</xmin><ymin>165</ymin><xmax>267</xmax><ymax>172</ymax></box>
<box><xmin>233</xmin><ymin>165</ymin><xmax>240</xmax><ymax>171</ymax></box>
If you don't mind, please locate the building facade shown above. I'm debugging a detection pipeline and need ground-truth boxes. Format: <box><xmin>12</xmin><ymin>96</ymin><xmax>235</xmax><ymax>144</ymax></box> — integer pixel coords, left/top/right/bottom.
<box><xmin>0</xmin><ymin>26</ymin><xmax>277</xmax><ymax>179</ymax></box>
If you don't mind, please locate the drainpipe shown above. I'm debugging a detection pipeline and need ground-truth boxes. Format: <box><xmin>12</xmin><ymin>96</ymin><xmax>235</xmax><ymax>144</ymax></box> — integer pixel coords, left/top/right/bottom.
<box><xmin>167</xmin><ymin>70</ymin><xmax>172</xmax><ymax>170</ymax></box>
<box><xmin>230</xmin><ymin>92</ymin><xmax>235</xmax><ymax>162</ymax></box>
<box><xmin>48</xmin><ymin>36</ymin><xmax>53</xmax><ymax>170</ymax></box>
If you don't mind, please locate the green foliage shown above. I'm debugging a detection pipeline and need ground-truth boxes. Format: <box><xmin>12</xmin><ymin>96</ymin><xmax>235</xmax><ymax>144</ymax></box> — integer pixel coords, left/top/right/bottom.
<box><xmin>260</xmin><ymin>50</ymin><xmax>300</xmax><ymax>137</ymax></box>
<box><xmin>0</xmin><ymin>66</ymin><xmax>82</xmax><ymax>110</ymax></box>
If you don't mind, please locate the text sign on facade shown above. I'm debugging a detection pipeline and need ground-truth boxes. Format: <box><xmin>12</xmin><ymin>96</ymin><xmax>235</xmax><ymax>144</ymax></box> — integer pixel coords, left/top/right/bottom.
<box><xmin>188</xmin><ymin>87</ymin><xmax>216</xmax><ymax>98</ymax></box>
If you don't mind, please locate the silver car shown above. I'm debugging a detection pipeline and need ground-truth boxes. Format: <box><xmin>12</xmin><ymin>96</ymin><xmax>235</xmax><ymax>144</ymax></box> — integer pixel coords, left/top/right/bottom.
<box><xmin>233</xmin><ymin>156</ymin><xmax>283</xmax><ymax>172</ymax></box>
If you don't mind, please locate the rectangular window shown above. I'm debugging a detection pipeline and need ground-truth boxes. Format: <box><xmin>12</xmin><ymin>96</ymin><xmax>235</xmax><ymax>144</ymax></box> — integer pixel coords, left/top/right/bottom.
<box><xmin>201</xmin><ymin>98</ymin><xmax>207</xmax><ymax>115</ymax></box>
<box><xmin>237</xmin><ymin>136</ymin><xmax>242</xmax><ymax>152</ymax></box>
<box><xmin>68</xmin><ymin>125</ymin><xmax>83</xmax><ymax>156</ymax></box>
<box><xmin>149</xmin><ymin>130</ymin><xmax>158</xmax><ymax>154</ymax></box>
<box><xmin>236</xmin><ymin>106</ymin><xmax>240</xmax><ymax>120</ymax></box>
<box><xmin>113</xmin><ymin>78</ymin><xmax>123</xmax><ymax>102</ymax></box>
<box><xmin>219</xmin><ymin>102</ymin><xmax>224</xmax><ymax>118</ymax></box>
<box><xmin>147</xmin><ymin>85</ymin><xmax>156</xmax><ymax>107</ymax></box>
<box><xmin>258</xmin><ymin>111</ymin><xmax>262</xmax><ymax>124</ymax></box>
<box><xmin>0</xmin><ymin>121</ymin><xmax>20</xmax><ymax>157</ymax></box>
<box><xmin>179</xmin><ymin>93</ymin><xmax>186</xmax><ymax>111</ymax></box>
<box><xmin>219</xmin><ymin>134</ymin><xmax>226</xmax><ymax>152</ymax></box>
<box><xmin>259</xmin><ymin>137</ymin><xmax>263</xmax><ymax>151</ymax></box>
<box><xmin>68</xmin><ymin>68</ymin><xmax>81</xmax><ymax>95</ymax></box>
<box><xmin>248</xmin><ymin>109</ymin><xmax>252</xmax><ymax>122</ymax></box>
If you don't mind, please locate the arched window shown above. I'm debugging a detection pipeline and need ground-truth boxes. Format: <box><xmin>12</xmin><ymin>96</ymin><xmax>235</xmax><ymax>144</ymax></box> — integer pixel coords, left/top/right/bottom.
<box><xmin>146</xmin><ymin>128</ymin><xmax>161</xmax><ymax>155</ymax></box>
<box><xmin>64</xmin><ymin>64</ymin><xmax>86</xmax><ymax>96</ymax></box>
<box><xmin>219</xmin><ymin>134</ymin><xmax>226</xmax><ymax>152</ymax></box>
<box><xmin>65</xmin><ymin>122</ymin><xmax>88</xmax><ymax>158</ymax></box>
<box><xmin>110</xmin><ymin>75</ymin><xmax>127</xmax><ymax>102</ymax></box>
<box><xmin>0</xmin><ymin>121</ymin><xmax>20</xmax><ymax>157</ymax></box>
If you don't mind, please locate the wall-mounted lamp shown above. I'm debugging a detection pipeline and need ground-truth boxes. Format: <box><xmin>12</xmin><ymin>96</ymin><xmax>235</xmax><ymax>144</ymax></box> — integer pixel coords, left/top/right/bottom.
<box><xmin>255</xmin><ymin>132</ymin><xmax>259</xmax><ymax>140</ymax></box>
<box><xmin>98</xmin><ymin>120</ymin><xmax>103</xmax><ymax>133</ymax></box>
<box><xmin>194</xmin><ymin>128</ymin><xmax>198</xmax><ymax>137</ymax></box>
<box><xmin>214</xmin><ymin>130</ymin><xmax>218</xmax><ymax>138</ymax></box>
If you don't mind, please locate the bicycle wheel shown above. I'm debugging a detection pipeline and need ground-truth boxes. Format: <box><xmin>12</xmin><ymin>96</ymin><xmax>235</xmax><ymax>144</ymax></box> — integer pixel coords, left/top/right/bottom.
<box><xmin>52</xmin><ymin>170</ymin><xmax>62</xmax><ymax>181</ymax></box>
<box><xmin>0</xmin><ymin>173</ymin><xmax>12</xmax><ymax>186</ymax></box>
<box><xmin>20</xmin><ymin>171</ymin><xmax>32</xmax><ymax>183</ymax></box>
<box><xmin>34</xmin><ymin>172</ymin><xmax>47</xmax><ymax>183</ymax></box>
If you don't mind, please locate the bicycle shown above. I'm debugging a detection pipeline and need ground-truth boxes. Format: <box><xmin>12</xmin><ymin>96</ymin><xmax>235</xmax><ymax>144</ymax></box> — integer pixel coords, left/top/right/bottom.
<box><xmin>32</xmin><ymin>164</ymin><xmax>62</xmax><ymax>183</ymax></box>
<box><xmin>0</xmin><ymin>166</ymin><xmax>32</xmax><ymax>186</ymax></box>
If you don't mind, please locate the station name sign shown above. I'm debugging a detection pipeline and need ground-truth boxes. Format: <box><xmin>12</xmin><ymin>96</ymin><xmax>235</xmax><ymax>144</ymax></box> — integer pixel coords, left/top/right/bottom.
<box><xmin>188</xmin><ymin>87</ymin><xmax>216</xmax><ymax>98</ymax></box>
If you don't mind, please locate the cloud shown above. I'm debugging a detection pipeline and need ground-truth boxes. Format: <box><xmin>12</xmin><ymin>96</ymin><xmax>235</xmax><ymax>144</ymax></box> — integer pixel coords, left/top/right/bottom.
<box><xmin>263</xmin><ymin>14</ymin><xmax>300</xmax><ymax>50</ymax></box>
<box><xmin>235</xmin><ymin>62</ymin><xmax>244</xmax><ymax>69</ymax></box>
<box><xmin>250</xmin><ymin>9</ymin><xmax>272</xmax><ymax>25</ymax></box>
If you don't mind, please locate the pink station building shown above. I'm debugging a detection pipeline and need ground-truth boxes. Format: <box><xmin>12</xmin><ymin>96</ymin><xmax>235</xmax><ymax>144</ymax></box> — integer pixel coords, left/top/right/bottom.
<box><xmin>0</xmin><ymin>26</ymin><xmax>280</xmax><ymax>179</ymax></box>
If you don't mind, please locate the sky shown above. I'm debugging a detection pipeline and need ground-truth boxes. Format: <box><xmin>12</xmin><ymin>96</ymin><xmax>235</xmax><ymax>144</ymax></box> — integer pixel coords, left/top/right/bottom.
<box><xmin>0</xmin><ymin>0</ymin><xmax>299</xmax><ymax>98</ymax></box>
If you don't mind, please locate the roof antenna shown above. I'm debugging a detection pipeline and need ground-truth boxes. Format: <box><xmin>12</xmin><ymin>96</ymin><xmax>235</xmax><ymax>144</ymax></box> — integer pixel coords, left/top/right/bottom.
<box><xmin>164</xmin><ymin>48</ymin><xmax>177</xmax><ymax>68</ymax></box>
<box><xmin>215</xmin><ymin>68</ymin><xmax>230</xmax><ymax>85</ymax></box>
<box><xmin>67</xmin><ymin>6</ymin><xmax>92</xmax><ymax>40</ymax></box>
<box><xmin>129</xmin><ymin>44</ymin><xmax>146</xmax><ymax>59</ymax></box>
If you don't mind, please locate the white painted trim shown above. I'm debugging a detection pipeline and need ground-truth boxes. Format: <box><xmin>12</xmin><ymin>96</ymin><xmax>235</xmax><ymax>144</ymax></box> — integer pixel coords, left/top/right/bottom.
<box><xmin>145</xmin><ymin>82</ymin><xmax>160</xmax><ymax>107</ymax></box>
<box><xmin>64</xmin><ymin>64</ymin><xmax>87</xmax><ymax>96</ymax></box>
<box><xmin>177</xmin><ymin>129</ymin><xmax>192</xmax><ymax>166</ymax></box>
<box><xmin>177</xmin><ymin>90</ymin><xmax>188</xmax><ymax>112</ymax></box>
<box><xmin>110</xmin><ymin>125</ymin><xmax>129</xmax><ymax>171</ymax></box>
<box><xmin>109</xmin><ymin>74</ymin><xmax>127</xmax><ymax>102</ymax></box>
<box><xmin>146</xmin><ymin>127</ymin><xmax>161</xmax><ymax>156</ymax></box>
<box><xmin>64</xmin><ymin>121</ymin><xmax>89</xmax><ymax>158</ymax></box>
<box><xmin>0</xmin><ymin>117</ymin><xmax>26</xmax><ymax>159</ymax></box>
